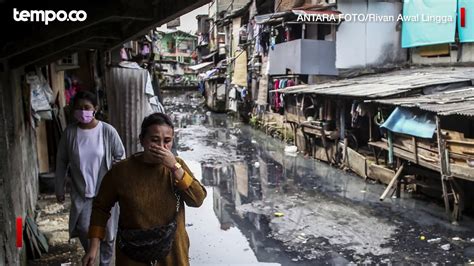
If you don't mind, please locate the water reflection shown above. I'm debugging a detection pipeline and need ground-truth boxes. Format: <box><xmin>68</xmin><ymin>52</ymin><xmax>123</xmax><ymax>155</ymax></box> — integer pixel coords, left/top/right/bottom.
<box><xmin>196</xmin><ymin>122</ymin><xmax>354</xmax><ymax>264</ymax></box>
<box><xmin>166</xmin><ymin>92</ymin><xmax>474</xmax><ymax>265</ymax></box>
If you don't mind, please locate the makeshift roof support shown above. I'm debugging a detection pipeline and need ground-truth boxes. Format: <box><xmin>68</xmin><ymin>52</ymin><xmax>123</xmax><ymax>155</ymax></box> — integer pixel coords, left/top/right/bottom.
<box><xmin>436</xmin><ymin>116</ymin><xmax>452</xmax><ymax>219</ymax></box>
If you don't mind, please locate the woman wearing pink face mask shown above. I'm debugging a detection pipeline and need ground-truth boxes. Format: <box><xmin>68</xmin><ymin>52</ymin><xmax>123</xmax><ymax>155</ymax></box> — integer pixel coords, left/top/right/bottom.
<box><xmin>55</xmin><ymin>90</ymin><xmax>125</xmax><ymax>266</ymax></box>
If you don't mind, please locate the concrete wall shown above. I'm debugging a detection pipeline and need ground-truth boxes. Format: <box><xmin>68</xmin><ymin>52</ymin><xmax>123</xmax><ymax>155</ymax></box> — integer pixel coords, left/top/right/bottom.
<box><xmin>336</xmin><ymin>0</ymin><xmax>406</xmax><ymax>69</ymax></box>
<box><xmin>268</xmin><ymin>39</ymin><xmax>338</xmax><ymax>75</ymax></box>
<box><xmin>0</xmin><ymin>61</ymin><xmax>40</xmax><ymax>264</ymax></box>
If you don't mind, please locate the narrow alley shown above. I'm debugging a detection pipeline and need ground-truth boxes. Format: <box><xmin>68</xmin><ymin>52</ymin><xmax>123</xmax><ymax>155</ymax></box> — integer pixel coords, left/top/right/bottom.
<box><xmin>3</xmin><ymin>0</ymin><xmax>474</xmax><ymax>265</ymax></box>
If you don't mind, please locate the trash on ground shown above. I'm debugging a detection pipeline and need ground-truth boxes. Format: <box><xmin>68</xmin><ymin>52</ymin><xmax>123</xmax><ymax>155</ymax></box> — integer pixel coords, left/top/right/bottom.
<box><xmin>440</xmin><ymin>244</ymin><xmax>451</xmax><ymax>251</ymax></box>
<box><xmin>284</xmin><ymin>145</ymin><xmax>298</xmax><ymax>155</ymax></box>
<box><xmin>42</xmin><ymin>203</ymin><xmax>65</xmax><ymax>214</ymax></box>
<box><xmin>427</xmin><ymin>238</ymin><xmax>441</xmax><ymax>243</ymax></box>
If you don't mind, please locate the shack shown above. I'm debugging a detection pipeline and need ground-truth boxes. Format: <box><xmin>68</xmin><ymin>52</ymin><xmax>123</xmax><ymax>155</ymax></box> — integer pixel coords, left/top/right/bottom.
<box><xmin>269</xmin><ymin>67</ymin><xmax>474</xmax><ymax>220</ymax></box>
<box><xmin>369</xmin><ymin>86</ymin><xmax>474</xmax><ymax>221</ymax></box>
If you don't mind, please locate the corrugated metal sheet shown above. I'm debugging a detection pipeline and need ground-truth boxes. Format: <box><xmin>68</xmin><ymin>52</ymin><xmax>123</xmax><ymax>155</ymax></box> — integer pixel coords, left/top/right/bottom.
<box><xmin>106</xmin><ymin>67</ymin><xmax>154</xmax><ymax>156</ymax></box>
<box><xmin>189</xmin><ymin>61</ymin><xmax>213</xmax><ymax>71</ymax></box>
<box><xmin>381</xmin><ymin>107</ymin><xmax>436</xmax><ymax>138</ymax></box>
<box><xmin>371</xmin><ymin>87</ymin><xmax>474</xmax><ymax>117</ymax></box>
<box><xmin>271</xmin><ymin>67</ymin><xmax>474</xmax><ymax>98</ymax></box>
<box><xmin>254</xmin><ymin>11</ymin><xmax>289</xmax><ymax>24</ymax></box>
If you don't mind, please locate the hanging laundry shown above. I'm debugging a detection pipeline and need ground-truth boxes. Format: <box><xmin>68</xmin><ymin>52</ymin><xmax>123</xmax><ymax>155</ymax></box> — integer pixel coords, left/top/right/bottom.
<box><xmin>241</xmin><ymin>87</ymin><xmax>248</xmax><ymax>99</ymax></box>
<box><xmin>254</xmin><ymin>23</ymin><xmax>262</xmax><ymax>55</ymax></box>
<box><xmin>141</xmin><ymin>44</ymin><xmax>150</xmax><ymax>56</ymax></box>
<box><xmin>229</xmin><ymin>87</ymin><xmax>238</xmax><ymax>112</ymax></box>
<box><xmin>351</xmin><ymin>101</ymin><xmax>363</xmax><ymax>128</ymax></box>
<box><xmin>270</xmin><ymin>27</ymin><xmax>278</xmax><ymax>51</ymax></box>
<box><xmin>198</xmin><ymin>81</ymin><xmax>205</xmax><ymax>95</ymax></box>
<box><xmin>261</xmin><ymin>25</ymin><xmax>270</xmax><ymax>55</ymax></box>
<box><xmin>273</xmin><ymin>79</ymin><xmax>280</xmax><ymax>112</ymax></box>
<box><xmin>356</xmin><ymin>103</ymin><xmax>369</xmax><ymax>117</ymax></box>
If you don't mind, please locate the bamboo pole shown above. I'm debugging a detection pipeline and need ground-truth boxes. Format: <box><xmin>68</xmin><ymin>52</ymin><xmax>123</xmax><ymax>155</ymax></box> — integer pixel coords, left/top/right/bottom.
<box><xmin>436</xmin><ymin>115</ymin><xmax>451</xmax><ymax>217</ymax></box>
<box><xmin>380</xmin><ymin>163</ymin><xmax>405</xmax><ymax>201</ymax></box>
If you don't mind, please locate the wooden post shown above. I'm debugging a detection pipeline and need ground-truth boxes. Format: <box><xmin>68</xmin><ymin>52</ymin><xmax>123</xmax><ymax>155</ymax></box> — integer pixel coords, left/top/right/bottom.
<box><xmin>387</xmin><ymin>130</ymin><xmax>394</xmax><ymax>168</ymax></box>
<box><xmin>343</xmin><ymin>137</ymin><xmax>349</xmax><ymax>167</ymax></box>
<box><xmin>293</xmin><ymin>123</ymin><xmax>297</xmax><ymax>147</ymax></box>
<box><xmin>380</xmin><ymin>163</ymin><xmax>405</xmax><ymax>201</ymax></box>
<box><xmin>368</xmin><ymin>110</ymin><xmax>373</xmax><ymax>142</ymax></box>
<box><xmin>412</xmin><ymin>137</ymin><xmax>419</xmax><ymax>164</ymax></box>
<box><xmin>372</xmin><ymin>146</ymin><xmax>379</xmax><ymax>165</ymax></box>
<box><xmin>436</xmin><ymin>116</ymin><xmax>451</xmax><ymax>217</ymax></box>
<box><xmin>451</xmin><ymin>178</ymin><xmax>464</xmax><ymax>221</ymax></box>
<box><xmin>340</xmin><ymin>102</ymin><xmax>346</xmax><ymax>140</ymax></box>
<box><xmin>320</xmin><ymin>126</ymin><xmax>331</xmax><ymax>164</ymax></box>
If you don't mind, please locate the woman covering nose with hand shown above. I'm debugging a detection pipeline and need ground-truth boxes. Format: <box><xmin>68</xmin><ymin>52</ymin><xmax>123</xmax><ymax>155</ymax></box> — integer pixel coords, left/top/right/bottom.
<box><xmin>55</xmin><ymin>90</ymin><xmax>125</xmax><ymax>265</ymax></box>
<box><xmin>83</xmin><ymin>112</ymin><xmax>206</xmax><ymax>266</ymax></box>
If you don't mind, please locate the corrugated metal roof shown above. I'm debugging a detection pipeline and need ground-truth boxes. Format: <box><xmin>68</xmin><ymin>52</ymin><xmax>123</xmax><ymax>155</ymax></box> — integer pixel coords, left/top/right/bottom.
<box><xmin>254</xmin><ymin>12</ymin><xmax>289</xmax><ymax>24</ymax></box>
<box><xmin>272</xmin><ymin>67</ymin><xmax>474</xmax><ymax>98</ymax></box>
<box><xmin>189</xmin><ymin>61</ymin><xmax>214</xmax><ymax>71</ymax></box>
<box><xmin>370</xmin><ymin>87</ymin><xmax>474</xmax><ymax>117</ymax></box>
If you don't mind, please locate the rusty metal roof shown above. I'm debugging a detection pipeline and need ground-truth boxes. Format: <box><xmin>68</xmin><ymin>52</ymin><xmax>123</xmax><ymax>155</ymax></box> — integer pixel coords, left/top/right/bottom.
<box><xmin>272</xmin><ymin>67</ymin><xmax>474</xmax><ymax>98</ymax></box>
<box><xmin>370</xmin><ymin>87</ymin><xmax>474</xmax><ymax>117</ymax></box>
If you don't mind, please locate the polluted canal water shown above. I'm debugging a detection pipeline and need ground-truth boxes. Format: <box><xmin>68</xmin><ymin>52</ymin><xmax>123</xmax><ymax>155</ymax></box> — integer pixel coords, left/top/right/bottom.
<box><xmin>165</xmin><ymin>91</ymin><xmax>474</xmax><ymax>265</ymax></box>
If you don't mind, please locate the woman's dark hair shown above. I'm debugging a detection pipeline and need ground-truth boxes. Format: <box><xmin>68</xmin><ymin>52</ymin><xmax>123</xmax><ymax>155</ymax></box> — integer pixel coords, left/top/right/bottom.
<box><xmin>140</xmin><ymin>112</ymin><xmax>174</xmax><ymax>139</ymax></box>
<box><xmin>72</xmin><ymin>90</ymin><xmax>98</xmax><ymax>107</ymax></box>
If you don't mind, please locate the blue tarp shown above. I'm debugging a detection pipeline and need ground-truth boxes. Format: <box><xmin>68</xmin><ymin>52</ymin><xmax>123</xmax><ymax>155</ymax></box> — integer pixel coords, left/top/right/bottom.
<box><xmin>458</xmin><ymin>0</ymin><xmax>474</xmax><ymax>42</ymax></box>
<box><xmin>401</xmin><ymin>0</ymin><xmax>457</xmax><ymax>48</ymax></box>
<box><xmin>381</xmin><ymin>107</ymin><xmax>436</xmax><ymax>139</ymax></box>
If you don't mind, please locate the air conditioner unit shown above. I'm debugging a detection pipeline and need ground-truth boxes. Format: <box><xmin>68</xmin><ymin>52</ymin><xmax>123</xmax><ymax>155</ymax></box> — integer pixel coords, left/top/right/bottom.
<box><xmin>56</xmin><ymin>53</ymin><xmax>79</xmax><ymax>71</ymax></box>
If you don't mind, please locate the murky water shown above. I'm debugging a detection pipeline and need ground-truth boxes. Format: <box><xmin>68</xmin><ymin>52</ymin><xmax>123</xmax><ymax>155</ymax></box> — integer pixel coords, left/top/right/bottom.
<box><xmin>164</xmin><ymin>91</ymin><xmax>474</xmax><ymax>265</ymax></box>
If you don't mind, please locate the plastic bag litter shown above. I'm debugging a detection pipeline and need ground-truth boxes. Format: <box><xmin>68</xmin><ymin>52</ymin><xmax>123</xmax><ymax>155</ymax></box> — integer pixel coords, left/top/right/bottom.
<box><xmin>284</xmin><ymin>145</ymin><xmax>298</xmax><ymax>156</ymax></box>
<box><xmin>427</xmin><ymin>238</ymin><xmax>441</xmax><ymax>243</ymax></box>
<box><xmin>440</xmin><ymin>244</ymin><xmax>451</xmax><ymax>251</ymax></box>
<box><xmin>27</xmin><ymin>74</ymin><xmax>53</xmax><ymax>120</ymax></box>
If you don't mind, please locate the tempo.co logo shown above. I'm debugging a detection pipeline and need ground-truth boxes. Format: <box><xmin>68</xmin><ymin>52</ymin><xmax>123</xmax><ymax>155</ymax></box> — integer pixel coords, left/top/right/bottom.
<box><xmin>13</xmin><ymin>8</ymin><xmax>87</xmax><ymax>25</ymax></box>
